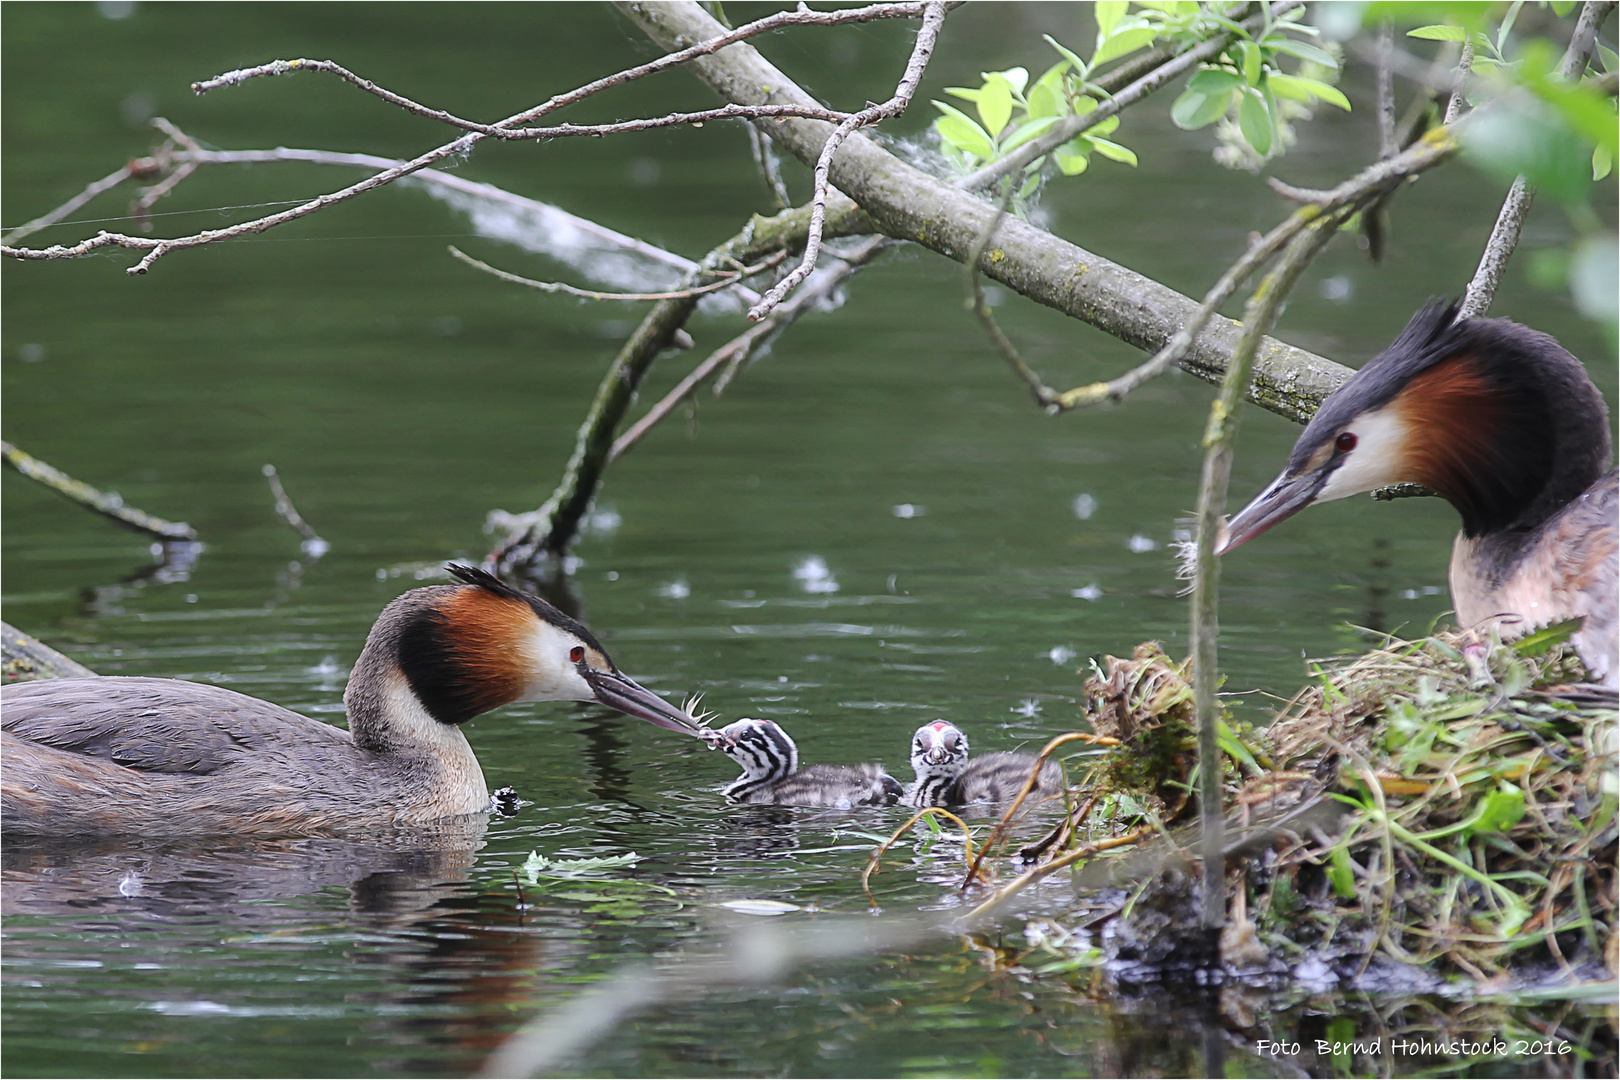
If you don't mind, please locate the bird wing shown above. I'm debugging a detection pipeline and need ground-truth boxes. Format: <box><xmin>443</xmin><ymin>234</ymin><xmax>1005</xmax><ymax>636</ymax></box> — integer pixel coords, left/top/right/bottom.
<box><xmin>2</xmin><ymin>677</ymin><xmax>350</xmax><ymax>776</ymax></box>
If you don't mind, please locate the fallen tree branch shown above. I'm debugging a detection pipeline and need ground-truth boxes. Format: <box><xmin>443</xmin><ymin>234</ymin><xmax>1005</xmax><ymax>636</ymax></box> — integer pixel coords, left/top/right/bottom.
<box><xmin>2</xmin><ymin>440</ymin><xmax>196</xmax><ymax>541</ymax></box>
<box><xmin>491</xmin><ymin>197</ymin><xmax>873</xmax><ymax>575</ymax></box>
<box><xmin>620</xmin><ymin>1</ymin><xmax>1357</xmax><ymax>424</ymax></box>
<box><xmin>609</xmin><ymin>236</ymin><xmax>893</xmax><ymax>462</ymax></box>
<box><xmin>2</xmin><ymin>622</ymin><xmax>98</xmax><ymax>683</ymax></box>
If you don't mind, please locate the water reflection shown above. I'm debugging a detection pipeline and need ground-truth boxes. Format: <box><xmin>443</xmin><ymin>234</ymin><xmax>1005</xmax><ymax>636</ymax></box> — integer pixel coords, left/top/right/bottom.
<box><xmin>78</xmin><ymin>540</ymin><xmax>203</xmax><ymax>618</ymax></box>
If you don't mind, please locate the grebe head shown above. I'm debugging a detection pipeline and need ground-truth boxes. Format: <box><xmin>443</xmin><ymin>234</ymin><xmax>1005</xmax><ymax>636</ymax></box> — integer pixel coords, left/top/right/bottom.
<box><xmin>347</xmin><ymin>564</ymin><xmax>702</xmax><ymax>739</ymax></box>
<box><xmin>713</xmin><ymin>718</ymin><xmax>797</xmax><ymax>798</ymax></box>
<box><xmin>910</xmin><ymin>720</ymin><xmax>969</xmax><ymax>776</ymax></box>
<box><xmin>1219</xmin><ymin>300</ymin><xmax>1611</xmax><ymax>554</ymax></box>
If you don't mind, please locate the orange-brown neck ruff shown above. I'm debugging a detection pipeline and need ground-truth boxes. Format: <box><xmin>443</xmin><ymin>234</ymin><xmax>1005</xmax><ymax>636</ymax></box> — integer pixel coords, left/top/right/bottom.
<box><xmin>1388</xmin><ymin>348</ymin><xmax>1560</xmax><ymax>539</ymax></box>
<box><xmin>397</xmin><ymin>586</ymin><xmax>534</xmax><ymax>724</ymax></box>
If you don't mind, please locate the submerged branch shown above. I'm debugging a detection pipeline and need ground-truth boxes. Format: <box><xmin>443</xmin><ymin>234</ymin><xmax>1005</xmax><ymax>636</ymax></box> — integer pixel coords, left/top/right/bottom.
<box><xmin>2</xmin><ymin>440</ymin><xmax>196</xmax><ymax>541</ymax></box>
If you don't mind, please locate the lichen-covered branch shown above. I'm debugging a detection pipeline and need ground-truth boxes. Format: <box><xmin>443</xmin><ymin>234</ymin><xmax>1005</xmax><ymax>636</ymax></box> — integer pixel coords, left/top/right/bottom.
<box><xmin>2</xmin><ymin>622</ymin><xmax>98</xmax><ymax>683</ymax></box>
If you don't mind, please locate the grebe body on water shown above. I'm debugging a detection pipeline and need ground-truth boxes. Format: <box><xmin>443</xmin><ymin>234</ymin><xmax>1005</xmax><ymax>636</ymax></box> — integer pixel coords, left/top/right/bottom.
<box><xmin>708</xmin><ymin>718</ymin><xmax>902</xmax><ymax>808</ymax></box>
<box><xmin>2</xmin><ymin>566</ymin><xmax>704</xmax><ymax>837</ymax></box>
<box><xmin>904</xmin><ymin>721</ymin><xmax>1064</xmax><ymax>808</ymax></box>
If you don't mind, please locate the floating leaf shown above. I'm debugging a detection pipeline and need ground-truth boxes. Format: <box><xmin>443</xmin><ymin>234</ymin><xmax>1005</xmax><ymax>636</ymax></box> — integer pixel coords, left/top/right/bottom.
<box><xmin>718</xmin><ymin>899</ymin><xmax>801</xmax><ymax>916</ymax></box>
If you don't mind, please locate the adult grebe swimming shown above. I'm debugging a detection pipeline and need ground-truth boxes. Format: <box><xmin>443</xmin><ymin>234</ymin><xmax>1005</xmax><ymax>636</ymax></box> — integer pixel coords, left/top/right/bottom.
<box><xmin>2</xmin><ymin>566</ymin><xmax>705</xmax><ymax>836</ymax></box>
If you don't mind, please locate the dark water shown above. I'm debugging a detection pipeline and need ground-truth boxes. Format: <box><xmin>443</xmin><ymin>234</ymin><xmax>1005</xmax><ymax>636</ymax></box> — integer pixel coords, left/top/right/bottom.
<box><xmin>4</xmin><ymin>4</ymin><xmax>1615</xmax><ymax>1077</ymax></box>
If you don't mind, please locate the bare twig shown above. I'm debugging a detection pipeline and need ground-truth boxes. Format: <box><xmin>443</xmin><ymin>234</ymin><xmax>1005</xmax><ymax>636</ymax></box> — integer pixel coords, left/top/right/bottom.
<box><xmin>262</xmin><ymin>464</ymin><xmax>328</xmax><ymax>557</ymax></box>
<box><xmin>1377</xmin><ymin>20</ymin><xmax>1398</xmax><ymax>160</ymax></box>
<box><xmin>964</xmin><ymin>193</ymin><xmax>1060</xmax><ymax>408</ymax></box>
<box><xmin>958</xmin><ymin>2</ymin><xmax>1302</xmax><ymax>193</ymax></box>
<box><xmin>958</xmin><ymin>732</ymin><xmax>1090</xmax><ymax>889</ymax></box>
<box><xmin>746</xmin><ymin>123</ymin><xmax>793</xmax><ymax>211</ymax></box>
<box><xmin>450</xmin><ymin>245</ymin><xmax>784</xmax><ymax>302</ymax></box>
<box><xmin>861</xmin><ymin>807</ymin><xmax>978</xmax><ymax>907</ymax></box>
<box><xmin>1459</xmin><ymin>0</ymin><xmax>1611</xmax><ymax>318</ymax></box>
<box><xmin>1191</xmin><ymin>208</ymin><xmax>1352</xmax><ymax>933</ymax></box>
<box><xmin>1</xmin><ymin>162</ymin><xmax>141</xmax><ymax>245</ymax></box>
<box><xmin>2</xmin><ymin>440</ymin><xmax>197</xmax><ymax>541</ymax></box>
<box><xmin>746</xmin><ymin>2</ymin><xmax>945</xmax><ymax>321</ymax></box>
<box><xmin>4</xmin><ymin>3</ymin><xmax>930</xmax><ymax>274</ymax></box>
<box><xmin>1445</xmin><ymin>40</ymin><xmax>1475</xmax><ymax>125</ymax></box>
<box><xmin>609</xmin><ymin>237</ymin><xmax>892</xmax><ymax>461</ymax></box>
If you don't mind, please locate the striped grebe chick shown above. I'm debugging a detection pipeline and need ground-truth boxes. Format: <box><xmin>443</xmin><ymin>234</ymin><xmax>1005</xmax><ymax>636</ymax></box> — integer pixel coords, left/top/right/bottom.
<box><xmin>708</xmin><ymin>718</ymin><xmax>901</xmax><ymax>808</ymax></box>
<box><xmin>2</xmin><ymin>565</ymin><xmax>705</xmax><ymax>837</ymax></box>
<box><xmin>904</xmin><ymin>720</ymin><xmax>1064</xmax><ymax>808</ymax></box>
<box><xmin>1220</xmin><ymin>301</ymin><xmax>1616</xmax><ymax>687</ymax></box>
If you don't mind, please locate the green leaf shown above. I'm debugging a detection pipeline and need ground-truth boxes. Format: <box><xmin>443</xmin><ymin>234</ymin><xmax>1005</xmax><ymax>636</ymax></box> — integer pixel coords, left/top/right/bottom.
<box><xmin>990</xmin><ymin>66</ymin><xmax>1029</xmax><ymax>98</ymax></box>
<box><xmin>944</xmin><ymin>86</ymin><xmax>984</xmax><ymax>104</ymax></box>
<box><xmin>1240</xmin><ymin>39</ymin><xmax>1263</xmax><ymax>86</ymax></box>
<box><xmin>1027</xmin><ymin>61</ymin><xmax>1070</xmax><ymax>119</ymax></box>
<box><xmin>1086</xmin><ymin>136</ymin><xmax>1138</xmax><ymax>166</ymax></box>
<box><xmin>932</xmin><ymin>100</ymin><xmax>996</xmax><ymax>160</ymax></box>
<box><xmin>1000</xmin><ymin>115</ymin><xmax>1061</xmax><ymax>153</ymax></box>
<box><xmin>1238</xmin><ymin>88</ymin><xmax>1273</xmax><ymax>154</ymax></box>
<box><xmin>1095</xmin><ymin>0</ymin><xmax>1127</xmax><ymax>39</ymax></box>
<box><xmin>1466</xmin><ymin>785</ymin><xmax>1527</xmax><ymax>837</ymax></box>
<box><xmin>1594</xmin><ymin>143</ymin><xmax>1613</xmax><ymax>181</ymax></box>
<box><xmin>1171</xmin><ymin>88</ymin><xmax>1231</xmax><ymax>130</ymax></box>
<box><xmin>1269</xmin><ymin>73</ymin><xmax>1352</xmax><ymax>111</ymax></box>
<box><xmin>1408</xmin><ymin>24</ymin><xmax>1468</xmax><ymax>41</ymax></box>
<box><xmin>1188</xmin><ymin>67</ymin><xmax>1244</xmax><ymax>95</ymax></box>
<box><xmin>1267</xmin><ymin>37</ymin><xmax>1340</xmax><ymax>68</ymax></box>
<box><xmin>1044</xmin><ymin>34</ymin><xmax>1089</xmax><ymax>78</ymax></box>
<box><xmin>1054</xmin><ymin>137</ymin><xmax>1092</xmax><ymax>175</ymax></box>
<box><xmin>1512</xmin><ymin>617</ymin><xmax>1581</xmax><ymax>656</ymax></box>
<box><xmin>1328</xmin><ymin>842</ymin><xmax>1358</xmax><ymax>898</ymax></box>
<box><xmin>1550</xmin><ymin>0</ymin><xmax>1576</xmax><ymax>13</ymax></box>
<box><xmin>1094</xmin><ymin>25</ymin><xmax>1159</xmax><ymax>67</ymax></box>
<box><xmin>978</xmin><ymin>76</ymin><xmax>1014</xmax><ymax>138</ymax></box>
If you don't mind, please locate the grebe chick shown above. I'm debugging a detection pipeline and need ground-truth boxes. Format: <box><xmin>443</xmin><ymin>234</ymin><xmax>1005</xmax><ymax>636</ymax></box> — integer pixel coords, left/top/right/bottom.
<box><xmin>1220</xmin><ymin>301</ymin><xmax>1617</xmax><ymax>687</ymax></box>
<box><xmin>709</xmin><ymin>718</ymin><xmax>901</xmax><ymax>808</ymax></box>
<box><xmin>904</xmin><ymin>721</ymin><xmax>1064</xmax><ymax>808</ymax></box>
<box><xmin>2</xmin><ymin>565</ymin><xmax>704</xmax><ymax>837</ymax></box>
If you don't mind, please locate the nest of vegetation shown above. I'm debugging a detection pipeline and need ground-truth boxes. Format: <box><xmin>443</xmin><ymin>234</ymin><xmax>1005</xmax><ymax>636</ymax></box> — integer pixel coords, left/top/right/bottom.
<box><xmin>1239</xmin><ymin>626</ymin><xmax>1618</xmax><ymax>981</ymax></box>
<box><xmin>942</xmin><ymin>631</ymin><xmax>1617</xmax><ymax>988</ymax></box>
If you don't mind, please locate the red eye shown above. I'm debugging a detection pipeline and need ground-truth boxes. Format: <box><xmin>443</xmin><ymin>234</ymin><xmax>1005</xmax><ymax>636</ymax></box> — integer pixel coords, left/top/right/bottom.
<box><xmin>1335</xmin><ymin>432</ymin><xmax>1358</xmax><ymax>454</ymax></box>
<box><xmin>570</xmin><ymin>646</ymin><xmax>585</xmax><ymax>663</ymax></box>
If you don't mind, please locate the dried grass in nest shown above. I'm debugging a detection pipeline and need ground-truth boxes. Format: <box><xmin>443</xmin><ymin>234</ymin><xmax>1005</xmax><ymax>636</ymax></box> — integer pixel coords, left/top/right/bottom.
<box><xmin>1244</xmin><ymin>625</ymin><xmax>1617</xmax><ymax>978</ymax></box>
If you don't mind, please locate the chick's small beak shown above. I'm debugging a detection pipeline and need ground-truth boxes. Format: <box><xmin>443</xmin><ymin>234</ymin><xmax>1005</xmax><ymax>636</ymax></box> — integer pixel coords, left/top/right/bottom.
<box><xmin>584</xmin><ymin>668</ymin><xmax>703</xmax><ymax>736</ymax></box>
<box><xmin>1216</xmin><ymin>467</ymin><xmax>1325</xmax><ymax>556</ymax></box>
<box><xmin>923</xmin><ymin>745</ymin><xmax>952</xmax><ymax>766</ymax></box>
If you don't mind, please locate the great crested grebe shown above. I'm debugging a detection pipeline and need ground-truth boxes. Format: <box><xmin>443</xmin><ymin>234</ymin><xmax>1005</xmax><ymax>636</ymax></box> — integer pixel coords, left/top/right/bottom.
<box><xmin>1219</xmin><ymin>302</ymin><xmax>1617</xmax><ymax>687</ymax></box>
<box><xmin>707</xmin><ymin>717</ymin><xmax>902</xmax><ymax>808</ymax></box>
<box><xmin>904</xmin><ymin>721</ymin><xmax>1064</xmax><ymax>808</ymax></box>
<box><xmin>1</xmin><ymin>565</ymin><xmax>704</xmax><ymax>837</ymax></box>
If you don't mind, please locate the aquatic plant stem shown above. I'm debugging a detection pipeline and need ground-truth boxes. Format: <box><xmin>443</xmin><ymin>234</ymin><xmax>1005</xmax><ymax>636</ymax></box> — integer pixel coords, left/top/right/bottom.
<box><xmin>1190</xmin><ymin>208</ymin><xmax>1351</xmax><ymax>932</ymax></box>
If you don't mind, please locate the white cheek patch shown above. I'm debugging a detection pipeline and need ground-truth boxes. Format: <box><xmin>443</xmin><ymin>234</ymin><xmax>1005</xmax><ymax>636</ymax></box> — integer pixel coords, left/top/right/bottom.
<box><xmin>514</xmin><ymin>619</ymin><xmax>596</xmax><ymax>703</ymax></box>
<box><xmin>1314</xmin><ymin>407</ymin><xmax>1411</xmax><ymax>503</ymax></box>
